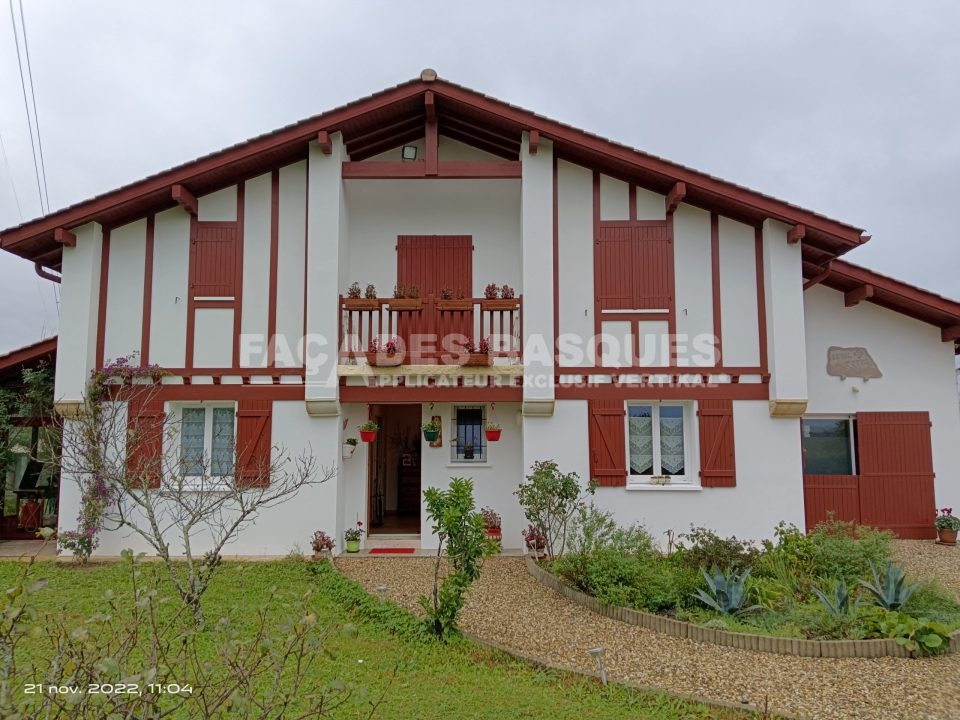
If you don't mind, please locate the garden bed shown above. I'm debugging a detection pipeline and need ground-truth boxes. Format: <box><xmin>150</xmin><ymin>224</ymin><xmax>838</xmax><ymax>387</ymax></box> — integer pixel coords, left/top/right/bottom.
<box><xmin>527</xmin><ymin>556</ymin><xmax>960</xmax><ymax>658</ymax></box>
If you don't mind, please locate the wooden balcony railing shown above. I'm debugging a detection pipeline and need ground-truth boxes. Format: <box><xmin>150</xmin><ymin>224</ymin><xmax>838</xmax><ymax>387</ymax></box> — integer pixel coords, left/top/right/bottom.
<box><xmin>338</xmin><ymin>294</ymin><xmax>523</xmax><ymax>365</ymax></box>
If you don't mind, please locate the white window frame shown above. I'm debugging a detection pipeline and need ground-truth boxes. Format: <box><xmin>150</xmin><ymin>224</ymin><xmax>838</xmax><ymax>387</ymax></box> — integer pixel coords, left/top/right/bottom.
<box><xmin>625</xmin><ymin>401</ymin><xmax>696</xmax><ymax>487</ymax></box>
<box><xmin>450</xmin><ymin>405</ymin><xmax>487</xmax><ymax>464</ymax></box>
<box><xmin>801</xmin><ymin>415</ymin><xmax>857</xmax><ymax>475</ymax></box>
<box><xmin>168</xmin><ymin>402</ymin><xmax>237</xmax><ymax>489</ymax></box>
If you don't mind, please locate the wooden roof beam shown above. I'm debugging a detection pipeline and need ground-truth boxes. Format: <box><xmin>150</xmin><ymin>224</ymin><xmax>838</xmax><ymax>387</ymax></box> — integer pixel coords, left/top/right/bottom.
<box><xmin>53</xmin><ymin>227</ymin><xmax>76</xmax><ymax>247</ymax></box>
<box><xmin>424</xmin><ymin>91</ymin><xmax>437</xmax><ymax>123</ymax></box>
<box><xmin>665</xmin><ymin>182</ymin><xmax>686</xmax><ymax>215</ymax></box>
<box><xmin>844</xmin><ymin>284</ymin><xmax>874</xmax><ymax>307</ymax></box>
<box><xmin>317</xmin><ymin>131</ymin><xmax>332</xmax><ymax>155</ymax></box>
<box><xmin>528</xmin><ymin>129</ymin><xmax>539</xmax><ymax>155</ymax></box>
<box><xmin>802</xmin><ymin>261</ymin><xmax>833</xmax><ymax>291</ymax></box>
<box><xmin>787</xmin><ymin>224</ymin><xmax>806</xmax><ymax>244</ymax></box>
<box><xmin>941</xmin><ymin>325</ymin><xmax>960</xmax><ymax>342</ymax></box>
<box><xmin>171</xmin><ymin>185</ymin><xmax>197</xmax><ymax>216</ymax></box>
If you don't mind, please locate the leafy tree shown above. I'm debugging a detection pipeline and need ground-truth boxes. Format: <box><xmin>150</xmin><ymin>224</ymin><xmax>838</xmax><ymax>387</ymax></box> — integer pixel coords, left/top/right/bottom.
<box><xmin>514</xmin><ymin>460</ymin><xmax>594</xmax><ymax>559</ymax></box>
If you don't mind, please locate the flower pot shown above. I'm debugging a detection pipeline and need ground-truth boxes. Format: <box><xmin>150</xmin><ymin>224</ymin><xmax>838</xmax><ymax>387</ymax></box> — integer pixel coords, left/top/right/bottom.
<box><xmin>345</xmin><ymin>539</ymin><xmax>361</xmax><ymax>553</ymax></box>
<box><xmin>480</xmin><ymin>299</ymin><xmax>519</xmax><ymax>311</ymax></box>
<box><xmin>485</xmin><ymin>527</ymin><xmax>502</xmax><ymax>542</ymax></box>
<box><xmin>437</xmin><ymin>299</ymin><xmax>474</xmax><ymax>311</ymax></box>
<box><xmin>526</xmin><ymin>542</ymin><xmax>546</xmax><ymax>559</ymax></box>
<box><xmin>359</xmin><ymin>429</ymin><xmax>378</xmax><ymax>443</ymax></box>
<box><xmin>366</xmin><ymin>352</ymin><xmax>403</xmax><ymax>367</ymax></box>
<box><xmin>423</xmin><ymin>428</ymin><xmax>440</xmax><ymax>442</ymax></box>
<box><xmin>342</xmin><ymin>443</ymin><xmax>356</xmax><ymax>460</ymax></box>
<box><xmin>389</xmin><ymin>298</ymin><xmax>422</xmax><ymax>311</ymax></box>
<box><xmin>343</xmin><ymin>298</ymin><xmax>380</xmax><ymax>311</ymax></box>
<box><xmin>485</xmin><ymin>428</ymin><xmax>502</xmax><ymax>442</ymax></box>
<box><xmin>937</xmin><ymin>528</ymin><xmax>958</xmax><ymax>545</ymax></box>
<box><xmin>462</xmin><ymin>352</ymin><xmax>491</xmax><ymax>367</ymax></box>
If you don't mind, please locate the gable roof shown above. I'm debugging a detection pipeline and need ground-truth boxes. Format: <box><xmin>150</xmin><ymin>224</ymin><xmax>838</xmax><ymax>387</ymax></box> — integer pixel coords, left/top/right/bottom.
<box><xmin>0</xmin><ymin>336</ymin><xmax>57</xmax><ymax>384</ymax></box>
<box><xmin>1</xmin><ymin>72</ymin><xmax>867</xmax><ymax>271</ymax></box>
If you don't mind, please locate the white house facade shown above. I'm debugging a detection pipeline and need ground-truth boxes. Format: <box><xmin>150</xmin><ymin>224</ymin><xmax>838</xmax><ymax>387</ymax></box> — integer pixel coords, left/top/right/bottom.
<box><xmin>3</xmin><ymin>72</ymin><xmax>959</xmax><ymax>555</ymax></box>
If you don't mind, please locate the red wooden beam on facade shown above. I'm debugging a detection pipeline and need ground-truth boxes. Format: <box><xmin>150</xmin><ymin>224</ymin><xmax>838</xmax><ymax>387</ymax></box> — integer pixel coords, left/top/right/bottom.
<box><xmin>53</xmin><ymin>227</ymin><xmax>76</xmax><ymax>247</ymax></box>
<box><xmin>787</xmin><ymin>224</ymin><xmax>806</xmax><ymax>244</ymax></box>
<box><xmin>665</xmin><ymin>182</ymin><xmax>686</xmax><ymax>214</ymax></box>
<box><xmin>941</xmin><ymin>325</ymin><xmax>960</xmax><ymax>342</ymax></box>
<box><xmin>171</xmin><ymin>185</ymin><xmax>198</xmax><ymax>216</ymax></box>
<box><xmin>844</xmin><ymin>284</ymin><xmax>874</xmax><ymax>307</ymax></box>
<box><xmin>317</xmin><ymin>130</ymin><xmax>333</xmax><ymax>155</ymax></box>
<box><xmin>528</xmin><ymin>129</ymin><xmax>539</xmax><ymax>155</ymax></box>
<box><xmin>803</xmin><ymin>261</ymin><xmax>833</xmax><ymax>291</ymax></box>
<box><xmin>424</xmin><ymin>90</ymin><xmax>436</xmax><ymax>123</ymax></box>
<box><xmin>341</xmin><ymin>161</ymin><xmax>521</xmax><ymax>179</ymax></box>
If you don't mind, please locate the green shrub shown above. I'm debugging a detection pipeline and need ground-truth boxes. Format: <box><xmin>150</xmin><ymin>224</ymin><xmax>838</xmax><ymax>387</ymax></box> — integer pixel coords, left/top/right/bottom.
<box><xmin>858</xmin><ymin>561</ymin><xmax>918</xmax><ymax>611</ymax></box>
<box><xmin>674</xmin><ymin>526</ymin><xmax>760</xmax><ymax>572</ymax></box>
<box><xmin>902</xmin><ymin>579</ymin><xmax>960</xmax><ymax>626</ymax></box>
<box><xmin>693</xmin><ymin>567</ymin><xmax>762</xmax><ymax>617</ymax></box>
<box><xmin>860</xmin><ymin>607</ymin><xmax>952</xmax><ymax>655</ymax></box>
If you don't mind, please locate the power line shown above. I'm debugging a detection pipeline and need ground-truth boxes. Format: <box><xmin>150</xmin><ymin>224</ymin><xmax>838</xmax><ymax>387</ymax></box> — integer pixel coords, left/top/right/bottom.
<box><xmin>7</xmin><ymin>0</ymin><xmax>45</xmax><ymax>215</ymax></box>
<box><xmin>17</xmin><ymin>0</ymin><xmax>49</xmax><ymax>212</ymax></box>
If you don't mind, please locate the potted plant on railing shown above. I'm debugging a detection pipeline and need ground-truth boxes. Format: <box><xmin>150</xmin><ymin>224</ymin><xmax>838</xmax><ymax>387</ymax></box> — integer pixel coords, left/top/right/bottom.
<box><xmin>310</xmin><ymin>530</ymin><xmax>335</xmax><ymax>560</ymax></box>
<box><xmin>437</xmin><ymin>287</ymin><xmax>473</xmax><ymax>312</ymax></box>
<box><xmin>481</xmin><ymin>506</ymin><xmax>502</xmax><ymax>545</ymax></box>
<box><xmin>461</xmin><ymin>337</ymin><xmax>492</xmax><ymax>366</ymax></box>
<box><xmin>935</xmin><ymin>507</ymin><xmax>959</xmax><ymax>545</ymax></box>
<box><xmin>522</xmin><ymin>524</ymin><xmax>547</xmax><ymax>559</ymax></box>
<box><xmin>342</xmin><ymin>437</ymin><xmax>359</xmax><ymax>460</ymax></box>
<box><xmin>422</xmin><ymin>419</ymin><xmax>441</xmax><ymax>443</ymax></box>
<box><xmin>359</xmin><ymin>421</ymin><xmax>379</xmax><ymax>443</ymax></box>
<box><xmin>367</xmin><ymin>336</ymin><xmax>403</xmax><ymax>366</ymax></box>
<box><xmin>344</xmin><ymin>282</ymin><xmax>380</xmax><ymax>310</ymax></box>
<box><xmin>480</xmin><ymin>282</ymin><xmax>520</xmax><ymax>311</ymax></box>
<box><xmin>344</xmin><ymin>521</ymin><xmax>365</xmax><ymax>553</ymax></box>
<box><xmin>485</xmin><ymin>422</ymin><xmax>502</xmax><ymax>442</ymax></box>
<box><xmin>390</xmin><ymin>283</ymin><xmax>423</xmax><ymax>311</ymax></box>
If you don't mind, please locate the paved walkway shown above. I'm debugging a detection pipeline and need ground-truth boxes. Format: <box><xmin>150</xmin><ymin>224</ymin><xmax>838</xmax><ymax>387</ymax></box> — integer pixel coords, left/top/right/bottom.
<box><xmin>338</xmin><ymin>541</ymin><xmax>960</xmax><ymax>720</ymax></box>
<box><xmin>0</xmin><ymin>539</ymin><xmax>55</xmax><ymax>559</ymax></box>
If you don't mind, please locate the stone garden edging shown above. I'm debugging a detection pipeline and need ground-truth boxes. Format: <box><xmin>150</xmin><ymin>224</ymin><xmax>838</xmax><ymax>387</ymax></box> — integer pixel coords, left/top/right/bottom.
<box><xmin>525</xmin><ymin>555</ymin><xmax>960</xmax><ymax>659</ymax></box>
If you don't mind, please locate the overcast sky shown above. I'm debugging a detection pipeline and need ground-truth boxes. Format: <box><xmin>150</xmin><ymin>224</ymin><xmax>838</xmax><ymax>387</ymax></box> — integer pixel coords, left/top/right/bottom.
<box><xmin>0</xmin><ymin>1</ymin><xmax>958</xmax><ymax>354</ymax></box>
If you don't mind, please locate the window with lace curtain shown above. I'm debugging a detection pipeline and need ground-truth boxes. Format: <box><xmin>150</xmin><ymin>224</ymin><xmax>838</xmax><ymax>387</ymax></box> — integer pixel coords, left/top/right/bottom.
<box><xmin>177</xmin><ymin>404</ymin><xmax>236</xmax><ymax>479</ymax></box>
<box><xmin>627</xmin><ymin>402</ymin><xmax>692</xmax><ymax>484</ymax></box>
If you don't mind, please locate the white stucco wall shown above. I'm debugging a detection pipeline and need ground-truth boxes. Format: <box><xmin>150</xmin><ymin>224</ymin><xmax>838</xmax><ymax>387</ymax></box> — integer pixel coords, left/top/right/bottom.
<box><xmin>102</xmin><ymin>219</ymin><xmax>147</xmax><ymax>363</ymax></box>
<box><xmin>718</xmin><ymin>217</ymin><xmax>760</xmax><ymax>367</ymax></box>
<box><xmin>672</xmin><ymin>204</ymin><xmax>714</xmax><ymax>366</ymax></box>
<box><xmin>54</xmin><ymin>222</ymin><xmax>103</xmax><ymax>401</ymax></box>
<box><xmin>275</xmin><ymin>161</ymin><xmax>307</xmax><ymax>366</ymax></box>
<box><xmin>557</xmin><ymin>160</ymin><xmax>594</xmax><ymax>359</ymax></box>
<box><xmin>193</xmin><ymin>308</ymin><xmax>233</xmax><ymax>367</ymax></box>
<box><xmin>804</xmin><ymin>284</ymin><xmax>960</xmax><ymax>504</ymax></box>
<box><xmin>149</xmin><ymin>208</ymin><xmax>190</xmax><ymax>367</ymax></box>
<box><xmin>764</xmin><ymin>219</ymin><xmax>807</xmax><ymax>402</ymax></box>
<box><xmin>599</xmin><ymin>174</ymin><xmax>629</xmax><ymax>220</ymax></box>
<box><xmin>197</xmin><ymin>186</ymin><xmax>237</xmax><ymax>222</ymax></box>
<box><xmin>240</xmin><ymin>173</ymin><xmax>272</xmax><ymax>368</ymax></box>
<box><xmin>527</xmin><ymin>399</ymin><xmax>806</xmax><ymax>545</ymax></box>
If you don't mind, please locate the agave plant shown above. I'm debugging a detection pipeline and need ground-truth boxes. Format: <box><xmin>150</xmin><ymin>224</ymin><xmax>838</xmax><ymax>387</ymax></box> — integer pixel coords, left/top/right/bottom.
<box><xmin>812</xmin><ymin>577</ymin><xmax>858</xmax><ymax>617</ymax></box>
<box><xmin>693</xmin><ymin>567</ymin><xmax>762</xmax><ymax>616</ymax></box>
<box><xmin>858</xmin><ymin>561</ymin><xmax>918</xmax><ymax>611</ymax></box>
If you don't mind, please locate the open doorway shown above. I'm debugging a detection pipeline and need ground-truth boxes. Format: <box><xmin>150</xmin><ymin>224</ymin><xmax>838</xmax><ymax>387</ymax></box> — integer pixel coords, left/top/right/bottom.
<box><xmin>368</xmin><ymin>404</ymin><xmax>421</xmax><ymax>534</ymax></box>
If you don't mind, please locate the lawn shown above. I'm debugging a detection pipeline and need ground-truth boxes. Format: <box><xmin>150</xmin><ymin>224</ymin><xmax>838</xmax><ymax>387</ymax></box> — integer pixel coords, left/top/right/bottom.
<box><xmin>0</xmin><ymin>557</ymin><xmax>759</xmax><ymax>720</ymax></box>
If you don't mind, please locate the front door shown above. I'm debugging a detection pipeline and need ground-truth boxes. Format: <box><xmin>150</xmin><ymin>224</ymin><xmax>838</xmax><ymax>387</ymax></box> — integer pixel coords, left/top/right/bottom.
<box><xmin>367</xmin><ymin>404</ymin><xmax>422</xmax><ymax>534</ymax></box>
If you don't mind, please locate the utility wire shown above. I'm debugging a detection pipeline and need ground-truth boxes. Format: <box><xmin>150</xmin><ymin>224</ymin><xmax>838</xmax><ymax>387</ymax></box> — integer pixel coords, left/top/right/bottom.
<box><xmin>7</xmin><ymin>0</ymin><xmax>45</xmax><ymax>215</ymax></box>
<box><xmin>17</xmin><ymin>0</ymin><xmax>49</xmax><ymax>213</ymax></box>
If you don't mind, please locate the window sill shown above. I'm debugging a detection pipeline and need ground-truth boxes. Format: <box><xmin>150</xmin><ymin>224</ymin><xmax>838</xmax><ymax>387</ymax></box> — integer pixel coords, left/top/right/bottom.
<box><xmin>445</xmin><ymin>462</ymin><xmax>492</xmax><ymax>469</ymax></box>
<box><xmin>626</xmin><ymin>484</ymin><xmax>701</xmax><ymax>492</ymax></box>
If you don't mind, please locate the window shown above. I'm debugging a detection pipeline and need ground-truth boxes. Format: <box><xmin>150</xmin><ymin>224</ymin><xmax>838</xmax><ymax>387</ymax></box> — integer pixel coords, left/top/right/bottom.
<box><xmin>627</xmin><ymin>403</ymin><xmax>690</xmax><ymax>483</ymax></box>
<box><xmin>177</xmin><ymin>404</ymin><xmax>236</xmax><ymax>478</ymax></box>
<box><xmin>802</xmin><ymin>417</ymin><xmax>856</xmax><ymax>475</ymax></box>
<box><xmin>451</xmin><ymin>405</ymin><xmax>486</xmax><ymax>463</ymax></box>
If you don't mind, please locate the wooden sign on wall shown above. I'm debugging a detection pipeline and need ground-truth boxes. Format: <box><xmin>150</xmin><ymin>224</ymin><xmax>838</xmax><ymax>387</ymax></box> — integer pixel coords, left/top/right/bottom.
<box><xmin>826</xmin><ymin>346</ymin><xmax>882</xmax><ymax>380</ymax></box>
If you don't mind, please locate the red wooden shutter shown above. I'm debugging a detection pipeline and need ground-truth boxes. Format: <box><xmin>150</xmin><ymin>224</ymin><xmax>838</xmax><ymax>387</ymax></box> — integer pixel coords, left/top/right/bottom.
<box><xmin>588</xmin><ymin>399</ymin><xmax>626</xmax><ymax>487</ymax></box>
<box><xmin>698</xmin><ymin>399</ymin><xmax>736</xmax><ymax>487</ymax></box>
<box><xmin>236</xmin><ymin>399</ymin><xmax>272</xmax><ymax>488</ymax></box>
<box><xmin>126</xmin><ymin>394</ymin><xmax>165</xmax><ymax>489</ymax></box>
<box><xmin>191</xmin><ymin>222</ymin><xmax>238</xmax><ymax>298</ymax></box>
<box><xmin>596</xmin><ymin>224</ymin><xmax>673</xmax><ymax>310</ymax></box>
<box><xmin>856</xmin><ymin>411</ymin><xmax>936</xmax><ymax>539</ymax></box>
<box><xmin>397</xmin><ymin>235</ymin><xmax>473</xmax><ymax>297</ymax></box>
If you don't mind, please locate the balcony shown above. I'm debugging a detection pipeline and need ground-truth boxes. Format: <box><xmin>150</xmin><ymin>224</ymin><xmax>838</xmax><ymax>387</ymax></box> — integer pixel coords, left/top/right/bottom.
<box><xmin>338</xmin><ymin>294</ymin><xmax>523</xmax><ymax>367</ymax></box>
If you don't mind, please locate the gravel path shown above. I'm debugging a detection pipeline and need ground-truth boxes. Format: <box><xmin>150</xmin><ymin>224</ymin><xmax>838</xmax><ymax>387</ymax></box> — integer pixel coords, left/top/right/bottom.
<box><xmin>337</xmin><ymin>541</ymin><xmax>960</xmax><ymax>720</ymax></box>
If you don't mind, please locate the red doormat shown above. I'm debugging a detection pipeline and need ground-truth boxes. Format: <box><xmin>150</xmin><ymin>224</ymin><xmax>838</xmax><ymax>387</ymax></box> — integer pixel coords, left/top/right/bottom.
<box><xmin>368</xmin><ymin>547</ymin><xmax>416</xmax><ymax>554</ymax></box>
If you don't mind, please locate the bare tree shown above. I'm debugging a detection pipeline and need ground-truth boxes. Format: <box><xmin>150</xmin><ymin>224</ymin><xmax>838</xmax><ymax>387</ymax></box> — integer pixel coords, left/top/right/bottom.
<box><xmin>58</xmin><ymin>380</ymin><xmax>334</xmax><ymax>625</ymax></box>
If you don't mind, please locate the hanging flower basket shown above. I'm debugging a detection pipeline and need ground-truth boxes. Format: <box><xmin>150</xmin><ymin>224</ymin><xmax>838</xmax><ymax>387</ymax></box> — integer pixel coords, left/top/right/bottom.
<box><xmin>342</xmin><ymin>441</ymin><xmax>357</xmax><ymax>460</ymax></box>
<box><xmin>485</xmin><ymin>427</ymin><xmax>502</xmax><ymax>442</ymax></box>
<box><xmin>423</xmin><ymin>428</ymin><xmax>440</xmax><ymax>442</ymax></box>
<box><xmin>359</xmin><ymin>422</ymin><xmax>379</xmax><ymax>443</ymax></box>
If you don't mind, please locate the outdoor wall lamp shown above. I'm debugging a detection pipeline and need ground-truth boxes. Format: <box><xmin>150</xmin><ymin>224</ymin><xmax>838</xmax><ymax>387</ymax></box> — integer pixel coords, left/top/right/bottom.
<box><xmin>586</xmin><ymin>646</ymin><xmax>607</xmax><ymax>685</ymax></box>
<box><xmin>401</xmin><ymin>145</ymin><xmax>418</xmax><ymax>161</ymax></box>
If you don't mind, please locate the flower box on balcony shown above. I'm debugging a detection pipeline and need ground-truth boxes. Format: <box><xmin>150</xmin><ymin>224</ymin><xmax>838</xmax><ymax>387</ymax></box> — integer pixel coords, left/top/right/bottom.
<box><xmin>365</xmin><ymin>352</ymin><xmax>403</xmax><ymax>367</ymax></box>
<box><xmin>437</xmin><ymin>299</ymin><xmax>474</xmax><ymax>312</ymax></box>
<box><xmin>388</xmin><ymin>298</ymin><xmax>422</xmax><ymax>311</ymax></box>
<box><xmin>480</xmin><ymin>299</ymin><xmax>519</xmax><ymax>311</ymax></box>
<box><xmin>461</xmin><ymin>352</ymin><xmax>492</xmax><ymax>367</ymax></box>
<box><xmin>343</xmin><ymin>298</ymin><xmax>381</xmax><ymax>311</ymax></box>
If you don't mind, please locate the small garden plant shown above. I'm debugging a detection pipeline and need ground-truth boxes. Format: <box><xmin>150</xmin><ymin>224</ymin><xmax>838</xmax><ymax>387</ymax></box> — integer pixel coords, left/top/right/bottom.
<box><xmin>547</xmin><ymin>515</ymin><xmax>960</xmax><ymax>655</ymax></box>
